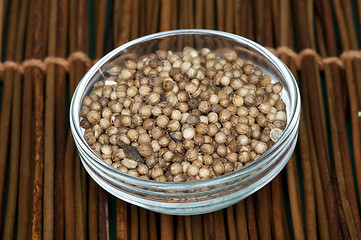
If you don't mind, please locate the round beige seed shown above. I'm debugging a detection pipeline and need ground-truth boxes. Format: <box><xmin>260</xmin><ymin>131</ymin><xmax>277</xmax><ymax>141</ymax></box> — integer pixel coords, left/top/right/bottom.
<box><xmin>138</xmin><ymin>143</ymin><xmax>153</xmax><ymax>157</ymax></box>
<box><xmin>183</xmin><ymin>127</ymin><xmax>196</xmax><ymax>139</ymax></box>
<box><xmin>187</xmin><ymin>165</ymin><xmax>199</xmax><ymax>177</ymax></box>
<box><xmin>270</xmin><ymin>128</ymin><xmax>283</xmax><ymax>142</ymax></box>
<box><xmin>87</xmin><ymin>111</ymin><xmax>101</xmax><ymax>124</ymax></box>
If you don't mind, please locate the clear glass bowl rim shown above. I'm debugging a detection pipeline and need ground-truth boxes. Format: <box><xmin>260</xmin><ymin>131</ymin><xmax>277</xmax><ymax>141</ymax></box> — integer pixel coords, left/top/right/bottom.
<box><xmin>70</xmin><ymin>29</ymin><xmax>301</xmax><ymax>190</ymax></box>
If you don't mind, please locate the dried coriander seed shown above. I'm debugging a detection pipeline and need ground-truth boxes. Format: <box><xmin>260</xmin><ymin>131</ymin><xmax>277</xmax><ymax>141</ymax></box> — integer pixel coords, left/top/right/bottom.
<box><xmin>270</xmin><ymin>128</ymin><xmax>283</xmax><ymax>142</ymax></box>
<box><xmin>80</xmin><ymin>46</ymin><xmax>287</xmax><ymax>182</ymax></box>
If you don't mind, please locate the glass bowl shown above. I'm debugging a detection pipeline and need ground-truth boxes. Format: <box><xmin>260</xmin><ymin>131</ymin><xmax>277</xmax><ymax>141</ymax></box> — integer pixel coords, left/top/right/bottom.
<box><xmin>70</xmin><ymin>29</ymin><xmax>301</xmax><ymax>215</ymax></box>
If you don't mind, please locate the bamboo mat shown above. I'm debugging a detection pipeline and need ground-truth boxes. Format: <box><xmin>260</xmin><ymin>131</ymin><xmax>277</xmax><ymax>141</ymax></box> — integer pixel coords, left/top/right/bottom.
<box><xmin>0</xmin><ymin>0</ymin><xmax>361</xmax><ymax>239</ymax></box>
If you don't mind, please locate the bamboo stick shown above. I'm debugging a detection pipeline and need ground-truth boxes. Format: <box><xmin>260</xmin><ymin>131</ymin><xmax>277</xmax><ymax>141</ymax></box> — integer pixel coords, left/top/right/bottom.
<box><xmin>279</xmin><ymin>0</ymin><xmax>290</xmax><ymax>46</ymax></box>
<box><xmin>191</xmin><ymin>215</ymin><xmax>203</xmax><ymax>239</ymax></box>
<box><xmin>1</xmin><ymin>0</ymin><xmax>18</xmax><ymax>59</ymax></box>
<box><xmin>76</xmin><ymin>0</ymin><xmax>87</xmax><ymax>57</ymax></box>
<box><xmin>74</xmin><ymin>154</ymin><xmax>85</xmax><ymax>240</ymax></box>
<box><xmin>148</xmin><ymin>211</ymin><xmax>158</xmax><ymax>240</ymax></box>
<box><xmin>69</xmin><ymin>0</ymin><xmax>77</xmax><ymax>53</ymax></box>
<box><xmin>195</xmin><ymin>0</ymin><xmax>204</xmax><ymax>29</ymax></box>
<box><xmin>226</xmin><ymin>206</ymin><xmax>237</xmax><ymax>240</ymax></box>
<box><xmin>178</xmin><ymin>0</ymin><xmax>185</xmax><ymax>28</ymax></box>
<box><xmin>1</xmin><ymin>0</ymin><xmax>21</xmax><ymax>237</ymax></box>
<box><xmin>298</xmin><ymin>108</ymin><xmax>317</xmax><ymax>240</ymax></box>
<box><xmin>263</xmin><ymin>0</ymin><xmax>273</xmax><ymax>47</ymax></box>
<box><xmin>180</xmin><ymin>0</ymin><xmax>192</xmax><ymax>29</ymax></box>
<box><xmin>235</xmin><ymin>200</ymin><xmax>249</xmax><ymax>239</ymax></box>
<box><xmin>105</xmin><ymin>5</ymin><xmax>114</xmax><ymax>52</ymax></box>
<box><xmin>245</xmin><ymin>196</ymin><xmax>258</xmax><ymax>240</ymax></box>
<box><xmin>187</xmin><ymin>0</ymin><xmax>194</xmax><ymax>28</ymax></box>
<box><xmin>69</xmin><ymin>20</ymin><xmax>91</xmax><ymax>235</ymax></box>
<box><xmin>204</xmin><ymin>0</ymin><xmax>214</xmax><ymax>29</ymax></box>
<box><xmin>43</xmin><ymin>0</ymin><xmax>57</xmax><ymax>238</ymax></box>
<box><xmin>139</xmin><ymin>0</ymin><xmax>146</xmax><ymax>36</ymax></box>
<box><xmin>54</xmin><ymin>0</ymin><xmax>69</xmax><ymax>238</ymax></box>
<box><xmin>161</xmin><ymin>214</ymin><xmax>174</xmax><ymax>240</ymax></box>
<box><xmin>281</xmin><ymin>53</ymin><xmax>317</xmax><ymax>239</ymax></box>
<box><xmin>94</xmin><ymin>0</ymin><xmax>99</xmax><ymax>23</ymax></box>
<box><xmin>139</xmin><ymin>208</ymin><xmax>149</xmax><ymax>240</ymax></box>
<box><xmin>64</xmin><ymin>135</ymin><xmax>76</xmax><ymax>240</ymax></box>
<box><xmin>95</xmin><ymin>0</ymin><xmax>107</xmax><ymax>58</ymax></box>
<box><xmin>81</xmin><ymin>167</ymin><xmax>87</xmax><ymax>236</ymax></box>
<box><xmin>130</xmin><ymin>0</ymin><xmax>139</xmax><ymax>39</ymax></box>
<box><xmin>176</xmin><ymin>216</ymin><xmax>185</xmax><ymax>240</ymax></box>
<box><xmin>117</xmin><ymin>0</ymin><xmax>131</xmax><ymax>45</ymax></box>
<box><xmin>256</xmin><ymin>185</ymin><xmax>272</xmax><ymax>240</ymax></box>
<box><xmin>325</xmin><ymin>62</ymin><xmax>360</xmax><ymax>238</ymax></box>
<box><xmin>239</xmin><ymin>0</ymin><xmax>249</xmax><ymax>37</ymax></box>
<box><xmin>271</xmin><ymin>0</ymin><xmax>279</xmax><ymax>45</ymax></box>
<box><xmin>150</xmin><ymin>0</ymin><xmax>159</xmax><ymax>34</ymax></box>
<box><xmin>292</xmin><ymin>0</ymin><xmax>312</xmax><ymax>49</ymax></box>
<box><xmin>246</xmin><ymin>1</ymin><xmax>254</xmax><ymax>40</ymax></box>
<box><xmin>315</xmin><ymin>70</ymin><xmax>329</xmax><ymax>161</ymax></box>
<box><xmin>54</xmin><ymin>72</ymin><xmax>66</xmax><ymax>240</ymax></box>
<box><xmin>325</xmin><ymin>62</ymin><xmax>359</xmax><ymax>239</ymax></box>
<box><xmin>171</xmin><ymin>0</ymin><xmax>177</xmax><ymax>29</ymax></box>
<box><xmin>160</xmin><ymin>0</ymin><xmax>171</xmax><ymax>31</ymax></box>
<box><xmin>113</xmin><ymin>0</ymin><xmax>121</xmax><ymax>44</ymax></box>
<box><xmin>316</xmin><ymin>0</ymin><xmax>338</xmax><ymax>55</ymax></box>
<box><xmin>355</xmin><ymin>59</ymin><xmax>361</xmax><ymax>107</ymax></box>
<box><xmin>225</xmin><ymin>0</ymin><xmax>234</xmax><ymax>33</ymax></box>
<box><xmin>296</xmin><ymin>54</ymin><xmax>330</xmax><ymax>240</ymax></box>
<box><xmin>302</xmin><ymin>55</ymin><xmax>341</xmax><ymax>238</ymax></box>
<box><xmin>315</xmin><ymin>17</ymin><xmax>327</xmax><ymax>57</ymax></box>
<box><xmin>2</xmin><ymin>70</ymin><xmax>21</xmax><ymax>240</ymax></box>
<box><xmin>0</xmin><ymin>0</ymin><xmax>5</xmax><ymax>60</ymax></box>
<box><xmin>216</xmin><ymin>0</ymin><xmax>225</xmax><ymax>31</ymax></box>
<box><xmin>116</xmin><ymin>200</ymin><xmax>128</xmax><ymax>240</ymax></box>
<box><xmin>271</xmin><ymin>175</ymin><xmax>290</xmax><ymax>240</ymax></box>
<box><xmin>131</xmin><ymin>204</ymin><xmax>139</xmax><ymax>240</ymax></box>
<box><xmin>17</xmin><ymin>2</ymin><xmax>34</xmax><ymax>238</ymax></box>
<box><xmin>340</xmin><ymin>0</ymin><xmax>359</xmax><ymax>50</ymax></box>
<box><xmin>334</xmin><ymin>180</ymin><xmax>351</xmax><ymax>239</ymax></box>
<box><xmin>202</xmin><ymin>213</ymin><xmax>214</xmax><ymax>240</ymax></box>
<box><xmin>31</xmin><ymin>59</ymin><xmax>45</xmax><ymax>239</ymax></box>
<box><xmin>98</xmin><ymin>188</ymin><xmax>110</xmax><ymax>240</ymax></box>
<box><xmin>145</xmin><ymin>0</ymin><xmax>153</xmax><ymax>34</ymax></box>
<box><xmin>43</xmin><ymin>52</ymin><xmax>56</xmax><ymax>240</ymax></box>
<box><xmin>183</xmin><ymin>216</ymin><xmax>192</xmax><ymax>240</ymax></box>
<box><xmin>234</xmin><ymin>0</ymin><xmax>241</xmax><ymax>35</ymax></box>
<box><xmin>2</xmin><ymin>75</ymin><xmax>20</xmax><ymax>240</ymax></box>
<box><xmin>343</xmin><ymin>58</ymin><xmax>361</xmax><ymax>207</ymax></box>
<box><xmin>88</xmin><ymin>180</ymin><xmax>98</xmax><ymax>240</ymax></box>
<box><xmin>42</xmin><ymin>0</ymin><xmax>49</xmax><ymax>56</ymax></box>
<box><xmin>286</xmin><ymin>155</ymin><xmax>305</xmax><ymax>240</ymax></box>
<box><xmin>310</xmin><ymin>159</ymin><xmax>330</xmax><ymax>240</ymax></box>
<box><xmin>331</xmin><ymin>0</ymin><xmax>351</xmax><ymax>51</ymax></box>
<box><xmin>0</xmin><ymin>25</ymin><xmax>15</xmax><ymax>240</ymax></box>
<box><xmin>30</xmin><ymin>0</ymin><xmax>46</xmax><ymax>238</ymax></box>
<box><xmin>17</xmin><ymin>69</ymin><xmax>33</xmax><ymax>240</ymax></box>
<box><xmin>306</xmin><ymin>0</ymin><xmax>316</xmax><ymax>49</ymax></box>
<box><xmin>255</xmin><ymin>0</ymin><xmax>265</xmax><ymax>45</ymax></box>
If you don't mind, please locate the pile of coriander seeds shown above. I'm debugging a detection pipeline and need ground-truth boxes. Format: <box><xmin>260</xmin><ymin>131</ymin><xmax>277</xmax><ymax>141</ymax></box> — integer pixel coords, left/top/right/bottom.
<box><xmin>80</xmin><ymin>46</ymin><xmax>287</xmax><ymax>182</ymax></box>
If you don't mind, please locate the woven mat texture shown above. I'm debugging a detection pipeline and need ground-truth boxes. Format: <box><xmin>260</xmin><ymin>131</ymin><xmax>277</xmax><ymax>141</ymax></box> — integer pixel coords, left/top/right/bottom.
<box><xmin>0</xmin><ymin>0</ymin><xmax>361</xmax><ymax>239</ymax></box>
